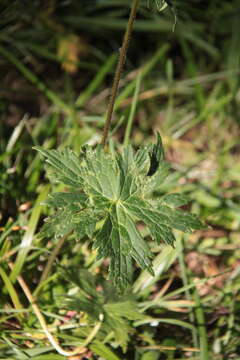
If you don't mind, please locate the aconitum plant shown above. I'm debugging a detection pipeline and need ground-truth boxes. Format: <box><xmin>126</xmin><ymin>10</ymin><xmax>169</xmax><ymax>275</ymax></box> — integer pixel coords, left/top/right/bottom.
<box><xmin>35</xmin><ymin>134</ymin><xmax>203</xmax><ymax>290</ymax></box>
<box><xmin>35</xmin><ymin>0</ymin><xmax>202</xmax><ymax>291</ymax></box>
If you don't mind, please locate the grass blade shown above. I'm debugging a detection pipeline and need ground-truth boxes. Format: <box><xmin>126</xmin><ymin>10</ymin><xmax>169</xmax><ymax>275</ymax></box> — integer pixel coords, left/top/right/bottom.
<box><xmin>134</xmin><ymin>317</ymin><xmax>196</xmax><ymax>331</ymax></box>
<box><xmin>123</xmin><ymin>70</ymin><xmax>142</xmax><ymax>147</ymax></box>
<box><xmin>0</xmin><ymin>46</ymin><xmax>70</xmax><ymax>112</ymax></box>
<box><xmin>10</xmin><ymin>185</ymin><xmax>50</xmax><ymax>282</ymax></box>
<box><xmin>194</xmin><ymin>290</ymin><xmax>209</xmax><ymax>360</ymax></box>
<box><xmin>0</xmin><ymin>266</ymin><xmax>23</xmax><ymax>315</ymax></box>
<box><xmin>76</xmin><ymin>53</ymin><xmax>117</xmax><ymax>107</ymax></box>
<box><xmin>90</xmin><ymin>341</ymin><xmax>121</xmax><ymax>360</ymax></box>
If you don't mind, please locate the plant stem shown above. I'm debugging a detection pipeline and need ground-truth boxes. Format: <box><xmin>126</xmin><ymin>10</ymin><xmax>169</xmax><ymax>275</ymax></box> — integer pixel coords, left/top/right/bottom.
<box><xmin>39</xmin><ymin>233</ymin><xmax>67</xmax><ymax>285</ymax></box>
<box><xmin>101</xmin><ymin>0</ymin><xmax>140</xmax><ymax>147</ymax></box>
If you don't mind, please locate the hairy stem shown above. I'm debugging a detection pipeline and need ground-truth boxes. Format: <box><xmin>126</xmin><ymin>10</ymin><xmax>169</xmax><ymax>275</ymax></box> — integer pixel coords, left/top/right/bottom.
<box><xmin>101</xmin><ymin>0</ymin><xmax>140</xmax><ymax>147</ymax></box>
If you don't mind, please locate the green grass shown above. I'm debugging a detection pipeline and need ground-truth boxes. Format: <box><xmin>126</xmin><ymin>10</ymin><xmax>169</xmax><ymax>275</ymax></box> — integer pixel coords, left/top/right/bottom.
<box><xmin>1</xmin><ymin>0</ymin><xmax>240</xmax><ymax>359</ymax></box>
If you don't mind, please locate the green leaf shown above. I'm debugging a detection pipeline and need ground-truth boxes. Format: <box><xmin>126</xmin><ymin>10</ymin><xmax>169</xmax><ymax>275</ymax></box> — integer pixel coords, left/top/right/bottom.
<box><xmin>40</xmin><ymin>209</ymin><xmax>74</xmax><ymax>238</ymax></box>
<box><xmin>145</xmin><ymin>161</ymin><xmax>170</xmax><ymax>193</ymax></box>
<box><xmin>147</xmin><ymin>132</ymin><xmax>164</xmax><ymax>176</ymax></box>
<box><xmin>147</xmin><ymin>1</ymin><xmax>177</xmax><ymax>32</ymax></box>
<box><xmin>90</xmin><ymin>341</ymin><xmax>121</xmax><ymax>360</ymax></box>
<box><xmin>160</xmin><ymin>193</ymin><xmax>190</xmax><ymax>207</ymax></box>
<box><xmin>34</xmin><ymin>147</ymin><xmax>84</xmax><ymax>187</ymax></box>
<box><xmin>93</xmin><ymin>204</ymin><xmax>154</xmax><ymax>289</ymax></box>
<box><xmin>74</xmin><ymin>208</ymin><xmax>100</xmax><ymax>239</ymax></box>
<box><xmin>35</xmin><ymin>133</ymin><xmax>204</xmax><ymax>290</ymax></box>
<box><xmin>125</xmin><ymin>196</ymin><xmax>175</xmax><ymax>246</ymax></box>
<box><xmin>155</xmin><ymin>204</ymin><xmax>204</xmax><ymax>233</ymax></box>
<box><xmin>93</xmin><ymin>214</ymin><xmax>134</xmax><ymax>290</ymax></box>
<box><xmin>125</xmin><ymin>196</ymin><xmax>203</xmax><ymax>244</ymax></box>
<box><xmin>81</xmin><ymin>145</ymin><xmax>120</xmax><ymax>200</ymax></box>
<box><xmin>40</xmin><ymin>192</ymin><xmax>91</xmax><ymax>239</ymax></box>
<box><xmin>44</xmin><ymin>191</ymin><xmax>87</xmax><ymax>208</ymax></box>
<box><xmin>63</xmin><ymin>268</ymin><xmax>99</xmax><ymax>298</ymax></box>
<box><xmin>148</xmin><ymin>0</ymin><xmax>168</xmax><ymax>12</ymax></box>
<box><xmin>104</xmin><ymin>299</ymin><xmax>145</xmax><ymax>350</ymax></box>
<box><xmin>104</xmin><ymin>300</ymin><xmax>144</xmax><ymax>321</ymax></box>
<box><xmin>61</xmin><ymin>270</ymin><xmax>143</xmax><ymax>350</ymax></box>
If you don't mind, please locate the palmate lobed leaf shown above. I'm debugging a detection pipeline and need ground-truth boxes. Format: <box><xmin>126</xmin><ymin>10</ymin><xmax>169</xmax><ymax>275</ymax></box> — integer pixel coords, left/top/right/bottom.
<box><xmin>35</xmin><ymin>147</ymin><xmax>85</xmax><ymax>187</ymax></box>
<box><xmin>62</xmin><ymin>269</ymin><xmax>144</xmax><ymax>350</ymax></box>
<box><xmin>35</xmin><ymin>134</ymin><xmax>204</xmax><ymax>290</ymax></box>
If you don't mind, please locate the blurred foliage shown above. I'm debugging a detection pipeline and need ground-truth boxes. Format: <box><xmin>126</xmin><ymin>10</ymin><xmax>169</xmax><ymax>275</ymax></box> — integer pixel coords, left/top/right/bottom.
<box><xmin>0</xmin><ymin>0</ymin><xmax>240</xmax><ymax>359</ymax></box>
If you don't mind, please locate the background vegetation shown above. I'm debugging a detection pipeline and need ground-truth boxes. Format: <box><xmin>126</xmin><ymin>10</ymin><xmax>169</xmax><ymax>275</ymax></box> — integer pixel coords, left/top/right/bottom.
<box><xmin>0</xmin><ymin>0</ymin><xmax>240</xmax><ymax>359</ymax></box>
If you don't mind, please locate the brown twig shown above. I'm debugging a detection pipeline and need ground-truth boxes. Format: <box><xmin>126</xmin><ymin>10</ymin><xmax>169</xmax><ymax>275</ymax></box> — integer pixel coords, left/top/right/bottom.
<box><xmin>101</xmin><ymin>0</ymin><xmax>140</xmax><ymax>147</ymax></box>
